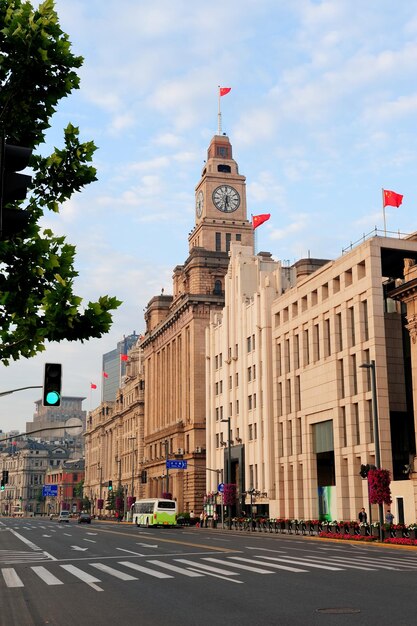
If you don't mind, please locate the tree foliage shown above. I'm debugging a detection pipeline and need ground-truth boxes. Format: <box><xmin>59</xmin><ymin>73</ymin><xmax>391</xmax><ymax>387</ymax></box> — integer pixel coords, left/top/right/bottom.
<box><xmin>0</xmin><ymin>0</ymin><xmax>121</xmax><ymax>364</ymax></box>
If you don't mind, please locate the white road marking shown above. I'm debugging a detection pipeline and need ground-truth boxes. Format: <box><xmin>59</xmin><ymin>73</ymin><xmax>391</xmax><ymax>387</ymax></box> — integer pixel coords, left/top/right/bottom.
<box><xmin>83</xmin><ymin>539</ymin><xmax>96</xmax><ymax>543</ymax></box>
<box><xmin>71</xmin><ymin>546</ymin><xmax>88</xmax><ymax>551</ymax></box>
<box><xmin>174</xmin><ymin>559</ymin><xmax>239</xmax><ymax>576</ymax></box>
<box><xmin>116</xmin><ymin>548</ymin><xmax>145</xmax><ymax>556</ymax></box>
<box><xmin>60</xmin><ymin>564</ymin><xmax>103</xmax><ymax>591</ymax></box>
<box><xmin>204</xmin><ymin>557</ymin><xmax>275</xmax><ymax>574</ymax></box>
<box><xmin>90</xmin><ymin>563</ymin><xmax>138</xmax><ymax>581</ymax></box>
<box><xmin>136</xmin><ymin>543</ymin><xmax>158</xmax><ymax>548</ymax></box>
<box><xmin>32</xmin><ymin>566</ymin><xmax>63</xmax><ymax>585</ymax></box>
<box><xmin>186</xmin><ymin>567</ymin><xmax>244</xmax><ymax>584</ymax></box>
<box><xmin>253</xmin><ymin>555</ymin><xmax>343</xmax><ymax>571</ymax></box>
<box><xmin>147</xmin><ymin>560</ymin><xmax>204</xmax><ymax>577</ymax></box>
<box><xmin>10</xmin><ymin>529</ymin><xmax>42</xmax><ymax>551</ymax></box>
<box><xmin>230</xmin><ymin>556</ymin><xmax>307</xmax><ymax>573</ymax></box>
<box><xmin>118</xmin><ymin>561</ymin><xmax>172</xmax><ymax>579</ymax></box>
<box><xmin>2</xmin><ymin>568</ymin><xmax>24</xmax><ymax>587</ymax></box>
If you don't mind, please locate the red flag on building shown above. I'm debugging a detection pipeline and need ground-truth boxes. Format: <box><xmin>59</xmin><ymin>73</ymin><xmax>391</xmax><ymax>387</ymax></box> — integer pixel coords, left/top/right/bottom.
<box><xmin>120</xmin><ymin>354</ymin><xmax>128</xmax><ymax>362</ymax></box>
<box><xmin>252</xmin><ymin>213</ymin><xmax>271</xmax><ymax>229</ymax></box>
<box><xmin>219</xmin><ymin>87</ymin><xmax>231</xmax><ymax>97</ymax></box>
<box><xmin>383</xmin><ymin>189</ymin><xmax>403</xmax><ymax>208</ymax></box>
<box><xmin>90</xmin><ymin>383</ymin><xmax>97</xmax><ymax>390</ymax></box>
<box><xmin>103</xmin><ymin>371</ymin><xmax>109</xmax><ymax>379</ymax></box>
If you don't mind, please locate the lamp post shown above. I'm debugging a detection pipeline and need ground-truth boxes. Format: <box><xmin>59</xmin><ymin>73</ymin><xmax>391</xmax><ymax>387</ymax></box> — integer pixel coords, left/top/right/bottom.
<box><xmin>163</xmin><ymin>440</ymin><xmax>170</xmax><ymax>496</ymax></box>
<box><xmin>221</xmin><ymin>417</ymin><xmax>232</xmax><ymax>529</ymax></box>
<box><xmin>246</xmin><ymin>487</ymin><xmax>256</xmax><ymax>531</ymax></box>
<box><xmin>360</xmin><ymin>359</ymin><xmax>384</xmax><ymax>541</ymax></box>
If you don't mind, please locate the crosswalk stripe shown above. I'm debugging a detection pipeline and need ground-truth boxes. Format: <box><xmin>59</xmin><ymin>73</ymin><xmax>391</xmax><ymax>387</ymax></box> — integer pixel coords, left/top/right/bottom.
<box><xmin>31</xmin><ymin>566</ymin><xmax>63</xmax><ymax>585</ymax></box>
<box><xmin>186</xmin><ymin>567</ymin><xmax>244</xmax><ymax>584</ymax></box>
<box><xmin>174</xmin><ymin>559</ymin><xmax>239</xmax><ymax>576</ymax></box>
<box><xmin>118</xmin><ymin>561</ymin><xmax>173</xmax><ymax>579</ymax></box>
<box><xmin>203</xmin><ymin>557</ymin><xmax>275</xmax><ymax>574</ymax></box>
<box><xmin>299</xmin><ymin>556</ymin><xmax>376</xmax><ymax>571</ymax></box>
<box><xmin>229</xmin><ymin>556</ymin><xmax>307</xmax><ymax>573</ymax></box>
<box><xmin>256</xmin><ymin>555</ymin><xmax>342</xmax><ymax>571</ymax></box>
<box><xmin>147</xmin><ymin>560</ymin><xmax>204</xmax><ymax>577</ymax></box>
<box><xmin>90</xmin><ymin>563</ymin><xmax>138</xmax><ymax>581</ymax></box>
<box><xmin>2</xmin><ymin>568</ymin><xmax>24</xmax><ymax>588</ymax></box>
<box><xmin>60</xmin><ymin>564</ymin><xmax>101</xmax><ymax>584</ymax></box>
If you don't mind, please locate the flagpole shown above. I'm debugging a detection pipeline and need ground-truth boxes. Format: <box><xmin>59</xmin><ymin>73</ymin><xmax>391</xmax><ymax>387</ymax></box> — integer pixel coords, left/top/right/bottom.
<box><xmin>217</xmin><ymin>86</ymin><xmax>222</xmax><ymax>135</ymax></box>
<box><xmin>382</xmin><ymin>188</ymin><xmax>387</xmax><ymax>236</ymax></box>
<box><xmin>252</xmin><ymin>215</ymin><xmax>257</xmax><ymax>255</ymax></box>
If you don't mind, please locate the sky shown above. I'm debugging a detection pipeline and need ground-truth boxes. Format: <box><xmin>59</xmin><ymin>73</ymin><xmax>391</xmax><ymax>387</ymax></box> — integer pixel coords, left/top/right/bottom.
<box><xmin>2</xmin><ymin>0</ymin><xmax>417</xmax><ymax>433</ymax></box>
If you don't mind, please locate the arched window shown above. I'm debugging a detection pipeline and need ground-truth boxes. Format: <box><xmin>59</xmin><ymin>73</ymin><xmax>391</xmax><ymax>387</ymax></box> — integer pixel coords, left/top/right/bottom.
<box><xmin>213</xmin><ymin>280</ymin><xmax>222</xmax><ymax>295</ymax></box>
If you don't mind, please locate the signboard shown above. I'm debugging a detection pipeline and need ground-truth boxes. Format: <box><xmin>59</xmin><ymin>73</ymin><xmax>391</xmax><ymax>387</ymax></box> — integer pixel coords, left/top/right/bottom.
<box><xmin>42</xmin><ymin>484</ymin><xmax>58</xmax><ymax>497</ymax></box>
<box><xmin>166</xmin><ymin>460</ymin><xmax>187</xmax><ymax>469</ymax></box>
<box><xmin>218</xmin><ymin>483</ymin><xmax>225</xmax><ymax>493</ymax></box>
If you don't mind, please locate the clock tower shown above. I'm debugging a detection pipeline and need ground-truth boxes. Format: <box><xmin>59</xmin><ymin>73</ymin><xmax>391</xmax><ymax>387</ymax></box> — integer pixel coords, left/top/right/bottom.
<box><xmin>189</xmin><ymin>134</ymin><xmax>253</xmax><ymax>254</ymax></box>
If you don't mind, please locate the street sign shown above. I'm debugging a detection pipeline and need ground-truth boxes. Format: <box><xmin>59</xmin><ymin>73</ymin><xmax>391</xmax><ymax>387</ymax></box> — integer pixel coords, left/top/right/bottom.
<box><xmin>166</xmin><ymin>460</ymin><xmax>187</xmax><ymax>469</ymax></box>
<box><xmin>42</xmin><ymin>484</ymin><xmax>58</xmax><ymax>497</ymax></box>
<box><xmin>218</xmin><ymin>483</ymin><xmax>225</xmax><ymax>493</ymax></box>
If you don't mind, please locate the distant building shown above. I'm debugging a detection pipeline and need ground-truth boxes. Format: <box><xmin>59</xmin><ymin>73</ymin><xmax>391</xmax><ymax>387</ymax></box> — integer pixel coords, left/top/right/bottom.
<box><xmin>102</xmin><ymin>332</ymin><xmax>139</xmax><ymax>402</ymax></box>
<box><xmin>26</xmin><ymin>396</ymin><xmax>86</xmax><ymax>453</ymax></box>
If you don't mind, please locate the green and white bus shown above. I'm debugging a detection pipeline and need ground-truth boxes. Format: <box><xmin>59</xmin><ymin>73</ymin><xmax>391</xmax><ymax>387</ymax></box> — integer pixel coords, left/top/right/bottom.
<box><xmin>131</xmin><ymin>498</ymin><xmax>177</xmax><ymax>527</ymax></box>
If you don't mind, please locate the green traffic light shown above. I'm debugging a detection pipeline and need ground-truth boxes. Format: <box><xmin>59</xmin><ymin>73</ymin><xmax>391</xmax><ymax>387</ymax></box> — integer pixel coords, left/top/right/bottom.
<box><xmin>45</xmin><ymin>391</ymin><xmax>60</xmax><ymax>406</ymax></box>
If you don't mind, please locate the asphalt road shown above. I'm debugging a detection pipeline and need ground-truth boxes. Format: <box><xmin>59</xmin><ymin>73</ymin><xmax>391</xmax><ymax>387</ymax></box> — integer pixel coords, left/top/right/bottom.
<box><xmin>1</xmin><ymin>517</ymin><xmax>417</xmax><ymax>626</ymax></box>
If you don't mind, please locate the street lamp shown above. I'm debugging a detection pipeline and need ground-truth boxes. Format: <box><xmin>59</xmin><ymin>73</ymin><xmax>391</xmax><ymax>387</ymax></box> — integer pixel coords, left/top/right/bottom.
<box><xmin>221</xmin><ymin>417</ymin><xmax>232</xmax><ymax>529</ymax></box>
<box><xmin>245</xmin><ymin>487</ymin><xmax>256</xmax><ymax>531</ymax></box>
<box><xmin>359</xmin><ymin>359</ymin><xmax>384</xmax><ymax>541</ymax></box>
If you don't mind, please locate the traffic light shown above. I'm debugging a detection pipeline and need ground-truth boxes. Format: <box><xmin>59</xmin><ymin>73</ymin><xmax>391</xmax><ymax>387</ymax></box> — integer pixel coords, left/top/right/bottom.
<box><xmin>43</xmin><ymin>363</ymin><xmax>62</xmax><ymax>407</ymax></box>
<box><xmin>108</xmin><ymin>480</ymin><xmax>113</xmax><ymax>491</ymax></box>
<box><xmin>2</xmin><ymin>470</ymin><xmax>8</xmax><ymax>484</ymax></box>
<box><xmin>0</xmin><ymin>136</ymin><xmax>32</xmax><ymax>238</ymax></box>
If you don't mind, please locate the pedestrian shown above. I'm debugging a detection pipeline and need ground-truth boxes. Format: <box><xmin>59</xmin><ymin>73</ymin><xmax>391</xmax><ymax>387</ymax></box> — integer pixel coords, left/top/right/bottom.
<box><xmin>358</xmin><ymin>507</ymin><xmax>367</xmax><ymax>524</ymax></box>
<box><xmin>385</xmin><ymin>509</ymin><xmax>394</xmax><ymax>524</ymax></box>
<box><xmin>190</xmin><ymin>510</ymin><xmax>195</xmax><ymax>519</ymax></box>
<box><xmin>204</xmin><ymin>512</ymin><xmax>208</xmax><ymax>528</ymax></box>
<box><xmin>212</xmin><ymin>511</ymin><xmax>218</xmax><ymax>528</ymax></box>
<box><xmin>199</xmin><ymin>511</ymin><xmax>204</xmax><ymax>528</ymax></box>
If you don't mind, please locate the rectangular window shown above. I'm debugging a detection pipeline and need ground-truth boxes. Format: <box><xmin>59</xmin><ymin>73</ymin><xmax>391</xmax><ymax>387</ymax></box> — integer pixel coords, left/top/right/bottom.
<box><xmin>349</xmin><ymin>306</ymin><xmax>356</xmax><ymax>346</ymax></box>
<box><xmin>353</xmin><ymin>403</ymin><xmax>360</xmax><ymax>444</ymax></box>
<box><xmin>286</xmin><ymin>379</ymin><xmax>292</xmax><ymax>413</ymax></box>
<box><xmin>226</xmin><ymin>233</ymin><xmax>231</xmax><ymax>253</ymax></box>
<box><xmin>276</xmin><ymin>343</ymin><xmax>282</xmax><ymax>376</ymax></box>
<box><xmin>288</xmin><ymin>420</ymin><xmax>293</xmax><ymax>455</ymax></box>
<box><xmin>336</xmin><ymin>313</ymin><xmax>343</xmax><ymax>352</ymax></box>
<box><xmin>235</xmin><ymin>372</ymin><xmax>239</xmax><ymax>386</ymax></box>
<box><xmin>215</xmin><ymin>355</ymin><xmax>219</xmax><ymax>369</ymax></box>
<box><xmin>351</xmin><ymin>353</ymin><xmax>357</xmax><ymax>395</ymax></box>
<box><xmin>229</xmin><ymin>402</ymin><xmax>232</xmax><ymax>416</ymax></box>
<box><xmin>304</xmin><ymin>329</ymin><xmax>310</xmax><ymax>365</ymax></box>
<box><xmin>297</xmin><ymin>417</ymin><xmax>303</xmax><ymax>453</ymax></box>
<box><xmin>236</xmin><ymin>399</ymin><xmax>239</xmax><ymax>415</ymax></box>
<box><xmin>324</xmin><ymin>319</ymin><xmax>331</xmax><ymax>357</ymax></box>
<box><xmin>249</xmin><ymin>424</ymin><xmax>253</xmax><ymax>440</ymax></box>
<box><xmin>215</xmin><ymin>232</ymin><xmax>221</xmax><ymax>252</ymax></box>
<box><xmin>294</xmin><ymin>334</ymin><xmax>300</xmax><ymax>370</ymax></box>
<box><xmin>247</xmin><ymin>366</ymin><xmax>252</xmax><ymax>382</ymax></box>
<box><xmin>253</xmin><ymin>393</ymin><xmax>257</xmax><ymax>409</ymax></box>
<box><xmin>229</xmin><ymin>375</ymin><xmax>232</xmax><ymax>390</ymax></box>
<box><xmin>341</xmin><ymin>406</ymin><xmax>347</xmax><ymax>447</ymax></box>
<box><xmin>215</xmin><ymin>408</ymin><xmax>219</xmax><ymax>421</ymax></box>
<box><xmin>248</xmin><ymin>395</ymin><xmax>253</xmax><ymax>410</ymax></box>
<box><xmin>295</xmin><ymin>375</ymin><xmax>301</xmax><ymax>412</ymax></box>
<box><xmin>215</xmin><ymin>382</ymin><xmax>219</xmax><ymax>395</ymax></box>
<box><xmin>362</xmin><ymin>300</ymin><xmax>369</xmax><ymax>341</ymax></box>
<box><xmin>277</xmin><ymin>382</ymin><xmax>282</xmax><ymax>416</ymax></box>
<box><xmin>338</xmin><ymin>358</ymin><xmax>345</xmax><ymax>398</ymax></box>
<box><xmin>236</xmin><ymin>234</ymin><xmax>241</xmax><ymax>241</ymax></box>
<box><xmin>252</xmin><ymin>334</ymin><xmax>256</xmax><ymax>350</ymax></box>
<box><xmin>314</xmin><ymin>323</ymin><xmax>320</xmax><ymax>362</ymax></box>
<box><xmin>247</xmin><ymin>336</ymin><xmax>252</xmax><ymax>352</ymax></box>
<box><xmin>253</xmin><ymin>364</ymin><xmax>256</xmax><ymax>379</ymax></box>
<box><xmin>216</xmin><ymin>433</ymin><xmax>219</xmax><ymax>448</ymax></box>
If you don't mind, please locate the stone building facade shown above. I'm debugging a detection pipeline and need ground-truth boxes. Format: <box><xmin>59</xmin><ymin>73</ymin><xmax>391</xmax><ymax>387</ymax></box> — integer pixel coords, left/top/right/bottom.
<box><xmin>83</xmin><ymin>342</ymin><xmax>145</xmax><ymax>517</ymax></box>
<box><xmin>139</xmin><ymin>134</ymin><xmax>254</xmax><ymax>513</ymax></box>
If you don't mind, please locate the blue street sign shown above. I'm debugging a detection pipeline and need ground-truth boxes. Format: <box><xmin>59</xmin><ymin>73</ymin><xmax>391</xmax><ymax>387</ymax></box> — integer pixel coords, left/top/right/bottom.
<box><xmin>42</xmin><ymin>484</ymin><xmax>58</xmax><ymax>497</ymax></box>
<box><xmin>166</xmin><ymin>460</ymin><xmax>187</xmax><ymax>469</ymax></box>
<box><xmin>218</xmin><ymin>483</ymin><xmax>225</xmax><ymax>493</ymax></box>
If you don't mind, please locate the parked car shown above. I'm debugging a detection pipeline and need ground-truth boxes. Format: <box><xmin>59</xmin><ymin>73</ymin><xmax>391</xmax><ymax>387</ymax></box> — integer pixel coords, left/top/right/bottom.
<box><xmin>78</xmin><ymin>512</ymin><xmax>92</xmax><ymax>524</ymax></box>
<box><xmin>58</xmin><ymin>511</ymin><xmax>70</xmax><ymax>523</ymax></box>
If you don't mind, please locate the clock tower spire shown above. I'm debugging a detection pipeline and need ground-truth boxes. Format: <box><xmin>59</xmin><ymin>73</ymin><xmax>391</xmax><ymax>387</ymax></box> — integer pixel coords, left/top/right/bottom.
<box><xmin>189</xmin><ymin>134</ymin><xmax>253</xmax><ymax>254</ymax></box>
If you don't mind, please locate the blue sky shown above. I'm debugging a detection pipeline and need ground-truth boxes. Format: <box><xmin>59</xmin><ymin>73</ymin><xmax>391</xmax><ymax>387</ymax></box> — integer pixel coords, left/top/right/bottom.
<box><xmin>2</xmin><ymin>0</ymin><xmax>417</xmax><ymax>433</ymax></box>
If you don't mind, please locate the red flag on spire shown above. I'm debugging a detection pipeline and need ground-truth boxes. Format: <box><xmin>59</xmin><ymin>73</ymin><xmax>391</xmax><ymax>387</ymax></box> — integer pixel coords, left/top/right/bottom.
<box><xmin>120</xmin><ymin>354</ymin><xmax>128</xmax><ymax>362</ymax></box>
<box><xmin>103</xmin><ymin>371</ymin><xmax>109</xmax><ymax>379</ymax></box>
<box><xmin>90</xmin><ymin>383</ymin><xmax>97</xmax><ymax>390</ymax></box>
<box><xmin>252</xmin><ymin>213</ymin><xmax>271</xmax><ymax>229</ymax></box>
<box><xmin>219</xmin><ymin>87</ymin><xmax>231</xmax><ymax>97</ymax></box>
<box><xmin>383</xmin><ymin>189</ymin><xmax>403</xmax><ymax>208</ymax></box>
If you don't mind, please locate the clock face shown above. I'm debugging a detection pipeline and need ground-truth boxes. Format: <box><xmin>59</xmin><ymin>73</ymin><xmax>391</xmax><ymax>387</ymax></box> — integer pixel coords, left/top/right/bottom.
<box><xmin>212</xmin><ymin>185</ymin><xmax>240</xmax><ymax>212</ymax></box>
<box><xmin>196</xmin><ymin>190</ymin><xmax>204</xmax><ymax>218</ymax></box>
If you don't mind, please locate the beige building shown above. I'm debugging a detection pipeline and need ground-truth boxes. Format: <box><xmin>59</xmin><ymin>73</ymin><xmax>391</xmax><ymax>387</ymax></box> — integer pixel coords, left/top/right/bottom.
<box><xmin>206</xmin><ymin>232</ymin><xmax>417</xmax><ymax>524</ymax></box>
<box><xmin>83</xmin><ymin>343</ymin><xmax>144</xmax><ymax>516</ymax></box>
<box><xmin>0</xmin><ymin>441</ymin><xmax>69</xmax><ymax>516</ymax></box>
<box><xmin>206</xmin><ymin>245</ymin><xmax>295</xmax><ymax>514</ymax></box>
<box><xmin>139</xmin><ymin>134</ymin><xmax>254</xmax><ymax>513</ymax></box>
